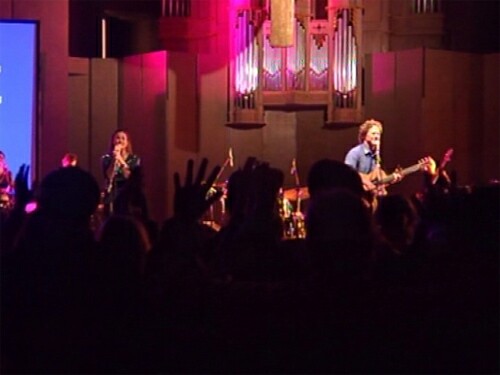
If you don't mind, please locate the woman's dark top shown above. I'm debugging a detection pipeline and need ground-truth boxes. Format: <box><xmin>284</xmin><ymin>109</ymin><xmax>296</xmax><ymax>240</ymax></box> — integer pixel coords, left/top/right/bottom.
<box><xmin>101</xmin><ymin>153</ymin><xmax>141</xmax><ymax>205</ymax></box>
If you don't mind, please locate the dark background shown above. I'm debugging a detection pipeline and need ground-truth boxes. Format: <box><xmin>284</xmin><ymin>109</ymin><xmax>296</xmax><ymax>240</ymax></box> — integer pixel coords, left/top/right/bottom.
<box><xmin>69</xmin><ymin>0</ymin><xmax>500</xmax><ymax>58</ymax></box>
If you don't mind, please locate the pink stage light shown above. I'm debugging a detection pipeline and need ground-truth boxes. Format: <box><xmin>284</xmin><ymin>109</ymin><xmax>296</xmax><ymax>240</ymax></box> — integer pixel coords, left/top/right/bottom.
<box><xmin>25</xmin><ymin>200</ymin><xmax>37</xmax><ymax>214</ymax></box>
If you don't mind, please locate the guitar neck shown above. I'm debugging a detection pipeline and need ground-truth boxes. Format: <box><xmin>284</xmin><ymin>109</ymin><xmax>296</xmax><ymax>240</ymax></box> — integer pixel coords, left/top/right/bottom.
<box><xmin>375</xmin><ymin>163</ymin><xmax>422</xmax><ymax>185</ymax></box>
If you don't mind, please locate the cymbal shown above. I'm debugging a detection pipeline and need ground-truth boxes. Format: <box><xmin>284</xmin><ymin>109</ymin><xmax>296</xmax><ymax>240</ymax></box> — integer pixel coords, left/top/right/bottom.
<box><xmin>283</xmin><ymin>187</ymin><xmax>309</xmax><ymax>201</ymax></box>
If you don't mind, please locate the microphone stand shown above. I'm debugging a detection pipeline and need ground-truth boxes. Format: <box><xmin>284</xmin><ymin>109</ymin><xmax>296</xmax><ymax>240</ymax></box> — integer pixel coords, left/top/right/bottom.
<box><xmin>289</xmin><ymin>159</ymin><xmax>302</xmax><ymax>213</ymax></box>
<box><xmin>106</xmin><ymin>156</ymin><xmax>120</xmax><ymax>214</ymax></box>
<box><xmin>373</xmin><ymin>144</ymin><xmax>384</xmax><ymax>196</ymax></box>
<box><xmin>214</xmin><ymin>155</ymin><xmax>232</xmax><ymax>185</ymax></box>
<box><xmin>290</xmin><ymin>159</ymin><xmax>306</xmax><ymax>239</ymax></box>
<box><xmin>209</xmin><ymin>150</ymin><xmax>233</xmax><ymax>224</ymax></box>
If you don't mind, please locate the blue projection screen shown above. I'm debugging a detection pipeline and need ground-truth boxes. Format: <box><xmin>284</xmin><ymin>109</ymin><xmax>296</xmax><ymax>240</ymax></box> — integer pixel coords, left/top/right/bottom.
<box><xmin>0</xmin><ymin>20</ymin><xmax>38</xmax><ymax>185</ymax></box>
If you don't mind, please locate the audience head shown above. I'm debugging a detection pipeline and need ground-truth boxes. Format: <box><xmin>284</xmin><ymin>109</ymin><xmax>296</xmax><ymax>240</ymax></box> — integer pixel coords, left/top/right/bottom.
<box><xmin>38</xmin><ymin>167</ymin><xmax>100</xmax><ymax>224</ymax></box>
<box><xmin>374</xmin><ymin>194</ymin><xmax>418</xmax><ymax>251</ymax></box>
<box><xmin>307</xmin><ymin>158</ymin><xmax>364</xmax><ymax>200</ymax></box>
<box><xmin>248</xmin><ymin>163</ymin><xmax>284</xmax><ymax>216</ymax></box>
<box><xmin>306</xmin><ymin>189</ymin><xmax>374</xmax><ymax>267</ymax></box>
<box><xmin>97</xmin><ymin>215</ymin><xmax>151</xmax><ymax>275</ymax></box>
<box><xmin>225</xmin><ymin>169</ymin><xmax>246</xmax><ymax>219</ymax></box>
<box><xmin>226</xmin><ymin>161</ymin><xmax>284</xmax><ymax>219</ymax></box>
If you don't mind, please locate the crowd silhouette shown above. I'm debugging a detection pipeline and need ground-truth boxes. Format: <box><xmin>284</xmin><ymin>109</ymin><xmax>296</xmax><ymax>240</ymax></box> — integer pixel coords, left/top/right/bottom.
<box><xmin>0</xmin><ymin>156</ymin><xmax>498</xmax><ymax>373</ymax></box>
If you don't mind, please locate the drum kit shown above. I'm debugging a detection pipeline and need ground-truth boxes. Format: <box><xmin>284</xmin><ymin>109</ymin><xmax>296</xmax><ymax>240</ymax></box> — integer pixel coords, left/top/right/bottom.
<box><xmin>202</xmin><ymin>182</ymin><xmax>227</xmax><ymax>231</ymax></box>
<box><xmin>202</xmin><ymin>182</ymin><xmax>308</xmax><ymax>240</ymax></box>
<box><xmin>280</xmin><ymin>158</ymin><xmax>308</xmax><ymax>239</ymax></box>
<box><xmin>201</xmin><ymin>153</ymin><xmax>308</xmax><ymax>240</ymax></box>
<box><xmin>202</xmin><ymin>149</ymin><xmax>234</xmax><ymax>231</ymax></box>
<box><xmin>280</xmin><ymin>186</ymin><xmax>307</xmax><ymax>240</ymax></box>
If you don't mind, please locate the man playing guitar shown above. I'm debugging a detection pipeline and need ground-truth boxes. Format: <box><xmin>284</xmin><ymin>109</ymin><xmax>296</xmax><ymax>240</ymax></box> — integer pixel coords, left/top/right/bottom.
<box><xmin>345</xmin><ymin>119</ymin><xmax>437</xmax><ymax>197</ymax></box>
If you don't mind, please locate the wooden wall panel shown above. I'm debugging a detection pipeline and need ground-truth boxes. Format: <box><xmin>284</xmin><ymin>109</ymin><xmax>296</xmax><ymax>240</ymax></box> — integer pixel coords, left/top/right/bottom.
<box><xmin>120</xmin><ymin>55</ymin><xmax>143</xmax><ymax>133</ymax></box>
<box><xmin>422</xmin><ymin>50</ymin><xmax>483</xmax><ymax>185</ymax></box>
<box><xmin>482</xmin><ymin>53</ymin><xmax>500</xmax><ymax>182</ymax></box>
<box><xmin>198</xmin><ymin>57</ymin><xmax>231</xmax><ymax>182</ymax></box>
<box><xmin>68</xmin><ymin>58</ymin><xmax>90</xmax><ymax>171</ymax></box>
<box><xmin>168</xmin><ymin>52</ymin><xmax>199</xmax><ymax>153</ymax></box>
<box><xmin>227</xmin><ymin>128</ymin><xmax>264</xmax><ymax>170</ymax></box>
<box><xmin>369</xmin><ymin>48</ymin><xmax>493</xmax><ymax>191</ymax></box>
<box><xmin>263</xmin><ymin>111</ymin><xmax>297</xmax><ymax>188</ymax></box>
<box><xmin>90</xmin><ymin>58</ymin><xmax>118</xmax><ymax>186</ymax></box>
<box><xmin>121</xmin><ymin>53</ymin><xmax>168</xmax><ymax>223</ymax></box>
<box><xmin>141</xmin><ymin>52</ymin><xmax>168</xmax><ymax>223</ymax></box>
<box><xmin>394</xmin><ymin>49</ymin><xmax>424</xmax><ymax>163</ymax></box>
<box><xmin>421</xmin><ymin>49</ymin><xmax>455</xmax><ymax>159</ymax></box>
<box><xmin>363</xmin><ymin>0</ymin><xmax>389</xmax><ymax>54</ymax></box>
<box><xmin>451</xmin><ymin>51</ymin><xmax>483</xmax><ymax>185</ymax></box>
<box><xmin>0</xmin><ymin>0</ymin><xmax>13</xmax><ymax>17</ymax></box>
<box><xmin>365</xmin><ymin>48</ymin><xmax>426</xmax><ymax>197</ymax></box>
<box><xmin>384</xmin><ymin>49</ymin><xmax>424</xmax><ymax>195</ymax></box>
<box><xmin>166</xmin><ymin>55</ymin><xmax>198</xmax><ymax>219</ymax></box>
<box><xmin>137</xmin><ymin>52</ymin><xmax>167</xmax><ymax>223</ymax></box>
<box><xmin>296</xmin><ymin>109</ymin><xmax>349</xmax><ymax>188</ymax></box>
<box><xmin>365</xmin><ymin>51</ymin><xmax>398</xmax><ymax>165</ymax></box>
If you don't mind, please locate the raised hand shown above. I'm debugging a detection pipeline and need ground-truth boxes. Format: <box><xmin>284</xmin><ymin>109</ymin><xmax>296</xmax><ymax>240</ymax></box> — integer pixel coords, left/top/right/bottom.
<box><xmin>173</xmin><ymin>158</ymin><xmax>222</xmax><ymax>223</ymax></box>
<box><xmin>13</xmin><ymin>164</ymin><xmax>31</xmax><ymax>211</ymax></box>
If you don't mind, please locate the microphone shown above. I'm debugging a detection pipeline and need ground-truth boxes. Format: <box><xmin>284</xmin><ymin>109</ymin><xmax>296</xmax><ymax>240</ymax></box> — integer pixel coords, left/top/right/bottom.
<box><xmin>375</xmin><ymin>143</ymin><xmax>381</xmax><ymax>165</ymax></box>
<box><xmin>112</xmin><ymin>144</ymin><xmax>123</xmax><ymax>168</ymax></box>
<box><xmin>228</xmin><ymin>147</ymin><xmax>234</xmax><ymax>167</ymax></box>
<box><xmin>290</xmin><ymin>158</ymin><xmax>297</xmax><ymax>175</ymax></box>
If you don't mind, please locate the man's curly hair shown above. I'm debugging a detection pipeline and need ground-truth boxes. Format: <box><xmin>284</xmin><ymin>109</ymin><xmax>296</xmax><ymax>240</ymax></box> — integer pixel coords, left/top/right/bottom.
<box><xmin>358</xmin><ymin>119</ymin><xmax>383</xmax><ymax>143</ymax></box>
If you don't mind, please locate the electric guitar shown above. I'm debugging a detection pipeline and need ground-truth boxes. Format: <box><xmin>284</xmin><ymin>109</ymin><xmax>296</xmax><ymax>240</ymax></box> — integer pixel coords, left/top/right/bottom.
<box><xmin>360</xmin><ymin>157</ymin><xmax>433</xmax><ymax>196</ymax></box>
<box><xmin>371</xmin><ymin>158</ymin><xmax>432</xmax><ymax>186</ymax></box>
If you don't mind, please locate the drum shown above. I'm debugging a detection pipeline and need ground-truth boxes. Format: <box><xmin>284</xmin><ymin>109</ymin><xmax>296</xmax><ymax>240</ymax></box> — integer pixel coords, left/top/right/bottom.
<box><xmin>202</xmin><ymin>184</ymin><xmax>227</xmax><ymax>230</ymax></box>
<box><xmin>280</xmin><ymin>194</ymin><xmax>307</xmax><ymax>240</ymax></box>
<box><xmin>279</xmin><ymin>197</ymin><xmax>293</xmax><ymax>220</ymax></box>
<box><xmin>283</xmin><ymin>211</ymin><xmax>306</xmax><ymax>240</ymax></box>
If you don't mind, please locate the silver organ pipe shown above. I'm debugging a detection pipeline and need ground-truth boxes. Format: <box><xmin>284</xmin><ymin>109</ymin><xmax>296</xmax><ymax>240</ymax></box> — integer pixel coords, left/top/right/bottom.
<box><xmin>342</xmin><ymin>9</ymin><xmax>346</xmax><ymax>95</ymax></box>
<box><xmin>163</xmin><ymin>0</ymin><xmax>190</xmax><ymax>17</ymax></box>
<box><xmin>413</xmin><ymin>0</ymin><xmax>440</xmax><ymax>14</ymax></box>
<box><xmin>229</xmin><ymin>2</ymin><xmax>365</xmax><ymax>126</ymax></box>
<box><xmin>348</xmin><ymin>11</ymin><xmax>353</xmax><ymax>91</ymax></box>
<box><xmin>286</xmin><ymin>21</ymin><xmax>305</xmax><ymax>89</ymax></box>
<box><xmin>309</xmin><ymin>30</ymin><xmax>328</xmax><ymax>90</ymax></box>
<box><xmin>333</xmin><ymin>9</ymin><xmax>357</xmax><ymax>108</ymax></box>
<box><xmin>250</xmin><ymin>16</ymin><xmax>258</xmax><ymax>101</ymax></box>
<box><xmin>348</xmin><ymin>12</ymin><xmax>355</xmax><ymax>106</ymax></box>
<box><xmin>333</xmin><ymin>12</ymin><xmax>338</xmax><ymax>94</ymax></box>
<box><xmin>297</xmin><ymin>22</ymin><xmax>306</xmax><ymax>89</ymax></box>
<box><xmin>263</xmin><ymin>35</ymin><xmax>282</xmax><ymax>91</ymax></box>
<box><xmin>235</xmin><ymin>10</ymin><xmax>258</xmax><ymax>109</ymax></box>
